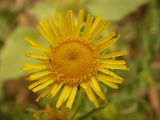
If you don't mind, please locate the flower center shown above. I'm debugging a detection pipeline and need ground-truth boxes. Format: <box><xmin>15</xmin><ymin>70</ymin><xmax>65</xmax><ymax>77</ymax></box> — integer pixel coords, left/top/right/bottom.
<box><xmin>50</xmin><ymin>39</ymin><xmax>97</xmax><ymax>85</ymax></box>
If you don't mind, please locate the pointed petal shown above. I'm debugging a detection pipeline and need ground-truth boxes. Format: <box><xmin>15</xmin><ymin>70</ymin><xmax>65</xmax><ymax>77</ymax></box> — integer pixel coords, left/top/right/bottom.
<box><xmin>56</xmin><ymin>85</ymin><xmax>72</xmax><ymax>108</ymax></box>
<box><xmin>88</xmin><ymin>76</ymin><xmax>107</xmax><ymax>101</ymax></box>
<box><xmin>95</xmin><ymin>32</ymin><xmax>120</xmax><ymax>53</ymax></box>
<box><xmin>26</xmin><ymin>36</ymin><xmax>49</xmax><ymax>52</ymax></box>
<box><xmin>32</xmin><ymin>79</ymin><xmax>54</xmax><ymax>92</ymax></box>
<box><xmin>97</xmin><ymin>74</ymin><xmax>123</xmax><ymax>83</ymax></box>
<box><xmin>96</xmin><ymin>75</ymin><xmax>119</xmax><ymax>89</ymax></box>
<box><xmin>98</xmin><ymin>67</ymin><xmax>124</xmax><ymax>81</ymax></box>
<box><xmin>37</xmin><ymin>18</ymin><xmax>59</xmax><ymax>47</ymax></box>
<box><xmin>50</xmin><ymin>83</ymin><xmax>63</xmax><ymax>98</ymax></box>
<box><xmin>25</xmin><ymin>52</ymin><xmax>48</xmax><ymax>60</ymax></box>
<box><xmin>56</xmin><ymin>12</ymin><xmax>67</xmax><ymax>39</ymax></box>
<box><xmin>66</xmin><ymin>86</ymin><xmax>78</xmax><ymax>108</ymax></box>
<box><xmin>80</xmin><ymin>82</ymin><xmax>99</xmax><ymax>107</ymax></box>
<box><xmin>100</xmin><ymin>64</ymin><xmax>129</xmax><ymax>71</ymax></box>
<box><xmin>99</xmin><ymin>60</ymin><xmax>126</xmax><ymax>65</ymax></box>
<box><xmin>100</xmin><ymin>51</ymin><xmax>127</xmax><ymax>59</ymax></box>
<box><xmin>82</xmin><ymin>14</ymin><xmax>94</xmax><ymax>37</ymax></box>
<box><xmin>66</xmin><ymin>10</ymin><xmax>75</xmax><ymax>36</ymax></box>
<box><xmin>28</xmin><ymin>76</ymin><xmax>54</xmax><ymax>89</ymax></box>
<box><xmin>95</xmin><ymin>32</ymin><xmax>116</xmax><ymax>47</ymax></box>
<box><xmin>76</xmin><ymin>9</ymin><xmax>84</xmax><ymax>37</ymax></box>
<box><xmin>91</xmin><ymin>20</ymin><xmax>109</xmax><ymax>40</ymax></box>
<box><xmin>28</xmin><ymin>70</ymin><xmax>52</xmax><ymax>81</ymax></box>
<box><xmin>99</xmin><ymin>35</ymin><xmax>120</xmax><ymax>53</ymax></box>
<box><xmin>23</xmin><ymin>63</ymin><xmax>49</xmax><ymax>73</ymax></box>
<box><xmin>87</xmin><ymin>16</ymin><xmax>102</xmax><ymax>38</ymax></box>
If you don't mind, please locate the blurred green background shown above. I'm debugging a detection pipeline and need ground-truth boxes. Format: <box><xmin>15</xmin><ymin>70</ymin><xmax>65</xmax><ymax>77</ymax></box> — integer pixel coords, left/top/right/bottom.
<box><xmin>0</xmin><ymin>0</ymin><xmax>160</xmax><ymax>120</ymax></box>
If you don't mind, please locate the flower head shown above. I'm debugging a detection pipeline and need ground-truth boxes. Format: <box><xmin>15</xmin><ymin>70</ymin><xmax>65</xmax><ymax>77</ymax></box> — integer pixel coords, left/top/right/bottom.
<box><xmin>33</xmin><ymin>104</ymin><xmax>69</xmax><ymax>120</ymax></box>
<box><xmin>24</xmin><ymin>9</ymin><xmax>129</xmax><ymax>109</ymax></box>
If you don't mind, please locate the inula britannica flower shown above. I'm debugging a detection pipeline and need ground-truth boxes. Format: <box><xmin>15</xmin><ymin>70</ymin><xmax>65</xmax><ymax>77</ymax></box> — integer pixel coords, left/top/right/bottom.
<box><xmin>24</xmin><ymin>9</ymin><xmax>129</xmax><ymax>109</ymax></box>
<box><xmin>33</xmin><ymin>104</ymin><xmax>69</xmax><ymax>120</ymax></box>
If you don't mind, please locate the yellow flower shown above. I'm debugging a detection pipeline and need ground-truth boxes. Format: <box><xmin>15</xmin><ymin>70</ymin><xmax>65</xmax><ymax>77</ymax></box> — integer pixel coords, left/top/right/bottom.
<box><xmin>24</xmin><ymin>9</ymin><xmax>129</xmax><ymax>109</ymax></box>
<box><xmin>33</xmin><ymin>104</ymin><xmax>69</xmax><ymax>120</ymax></box>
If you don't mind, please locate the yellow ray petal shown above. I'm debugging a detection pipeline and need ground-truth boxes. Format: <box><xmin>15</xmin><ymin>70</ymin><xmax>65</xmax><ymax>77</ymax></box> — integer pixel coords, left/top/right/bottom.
<box><xmin>63</xmin><ymin>15</ymin><xmax>70</xmax><ymax>37</ymax></box>
<box><xmin>56</xmin><ymin>12</ymin><xmax>66</xmax><ymax>39</ymax></box>
<box><xmin>76</xmin><ymin>9</ymin><xmax>84</xmax><ymax>37</ymax></box>
<box><xmin>50</xmin><ymin>83</ymin><xmax>63</xmax><ymax>98</ymax></box>
<box><xmin>98</xmin><ymin>34</ymin><xmax>120</xmax><ymax>53</ymax></box>
<box><xmin>28</xmin><ymin>70</ymin><xmax>52</xmax><ymax>81</ymax></box>
<box><xmin>28</xmin><ymin>76</ymin><xmax>54</xmax><ymax>89</ymax></box>
<box><xmin>42</xmin><ymin>18</ymin><xmax>59</xmax><ymax>44</ymax></box>
<box><xmin>26</xmin><ymin>36</ymin><xmax>50</xmax><ymax>52</ymax></box>
<box><xmin>95</xmin><ymin>32</ymin><xmax>116</xmax><ymax>47</ymax></box>
<box><xmin>100</xmin><ymin>79</ymin><xmax>119</xmax><ymax>89</ymax></box>
<box><xmin>91</xmin><ymin>20</ymin><xmax>109</xmax><ymax>40</ymax></box>
<box><xmin>37</xmin><ymin>25</ymin><xmax>55</xmax><ymax>47</ymax></box>
<box><xmin>99</xmin><ymin>60</ymin><xmax>126</xmax><ymax>65</ymax></box>
<box><xmin>97</xmin><ymin>74</ymin><xmax>123</xmax><ymax>83</ymax></box>
<box><xmin>66</xmin><ymin>86</ymin><xmax>78</xmax><ymax>108</ymax></box>
<box><xmin>100</xmin><ymin>51</ymin><xmax>127</xmax><ymax>59</ymax></box>
<box><xmin>25</xmin><ymin>52</ymin><xmax>48</xmax><ymax>60</ymax></box>
<box><xmin>63</xmin><ymin>15</ymin><xmax>69</xmax><ymax>36</ymax></box>
<box><xmin>88</xmin><ymin>76</ymin><xmax>106</xmax><ymax>101</ymax></box>
<box><xmin>80</xmin><ymin>82</ymin><xmax>99</xmax><ymax>107</ymax></box>
<box><xmin>32</xmin><ymin>79</ymin><xmax>54</xmax><ymax>92</ymax></box>
<box><xmin>98</xmin><ymin>67</ymin><xmax>123</xmax><ymax>81</ymax></box>
<box><xmin>87</xmin><ymin>16</ymin><xmax>102</xmax><ymax>38</ymax></box>
<box><xmin>100</xmin><ymin>63</ymin><xmax>129</xmax><ymax>71</ymax></box>
<box><xmin>66</xmin><ymin>10</ymin><xmax>75</xmax><ymax>36</ymax></box>
<box><xmin>23</xmin><ymin>63</ymin><xmax>49</xmax><ymax>73</ymax></box>
<box><xmin>82</xmin><ymin>14</ymin><xmax>94</xmax><ymax>37</ymax></box>
<box><xmin>37</xmin><ymin>18</ymin><xmax>59</xmax><ymax>47</ymax></box>
<box><xmin>49</xmin><ymin>17</ymin><xmax>59</xmax><ymax>40</ymax></box>
<box><xmin>96</xmin><ymin>75</ymin><xmax>119</xmax><ymax>89</ymax></box>
<box><xmin>56</xmin><ymin>85</ymin><xmax>72</xmax><ymax>108</ymax></box>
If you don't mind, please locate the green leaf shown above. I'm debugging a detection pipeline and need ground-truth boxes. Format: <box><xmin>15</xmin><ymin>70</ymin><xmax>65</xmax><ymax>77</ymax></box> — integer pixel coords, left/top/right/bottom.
<box><xmin>0</xmin><ymin>27</ymin><xmax>41</xmax><ymax>84</ymax></box>
<box><xmin>87</xmin><ymin>0</ymin><xmax>148</xmax><ymax>21</ymax></box>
